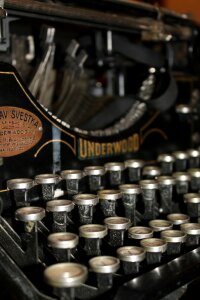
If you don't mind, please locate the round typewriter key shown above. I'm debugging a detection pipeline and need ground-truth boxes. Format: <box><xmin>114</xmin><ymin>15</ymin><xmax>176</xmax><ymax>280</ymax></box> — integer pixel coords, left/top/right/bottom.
<box><xmin>15</xmin><ymin>206</ymin><xmax>45</xmax><ymax>262</ymax></box>
<box><xmin>79</xmin><ymin>224</ymin><xmax>107</xmax><ymax>239</ymax></box>
<box><xmin>187</xmin><ymin>149</ymin><xmax>200</xmax><ymax>169</ymax></box>
<box><xmin>61</xmin><ymin>170</ymin><xmax>83</xmax><ymax>180</ymax></box>
<box><xmin>44</xmin><ymin>262</ymin><xmax>88</xmax><ymax>300</ymax></box>
<box><xmin>44</xmin><ymin>262</ymin><xmax>88</xmax><ymax>287</ymax></box>
<box><xmin>46</xmin><ymin>200</ymin><xmax>74</xmax><ymax>232</ymax></box>
<box><xmin>89</xmin><ymin>255</ymin><xmax>120</xmax><ymax>273</ymax></box>
<box><xmin>148</xmin><ymin>219</ymin><xmax>173</xmax><ymax>236</ymax></box>
<box><xmin>60</xmin><ymin>169</ymin><xmax>83</xmax><ymax>198</ymax></box>
<box><xmin>46</xmin><ymin>200</ymin><xmax>74</xmax><ymax>213</ymax></box>
<box><xmin>172</xmin><ymin>151</ymin><xmax>189</xmax><ymax>172</ymax></box>
<box><xmin>7</xmin><ymin>178</ymin><xmax>34</xmax><ymax>190</ymax></box>
<box><xmin>167</xmin><ymin>213</ymin><xmax>190</xmax><ymax>228</ymax></box>
<box><xmin>172</xmin><ymin>172</ymin><xmax>191</xmax><ymax>203</ymax></box>
<box><xmin>119</xmin><ymin>184</ymin><xmax>141</xmax><ymax>194</ymax></box>
<box><xmin>89</xmin><ymin>256</ymin><xmax>120</xmax><ymax>290</ymax></box>
<box><xmin>184</xmin><ymin>193</ymin><xmax>200</xmax><ymax>221</ymax></box>
<box><xmin>157</xmin><ymin>153</ymin><xmax>175</xmax><ymax>175</ymax></box>
<box><xmin>142</xmin><ymin>166</ymin><xmax>161</xmax><ymax>179</ymax></box>
<box><xmin>187</xmin><ymin>168</ymin><xmax>200</xmax><ymax>192</ymax></box>
<box><xmin>79</xmin><ymin>224</ymin><xmax>107</xmax><ymax>256</ymax></box>
<box><xmin>73</xmin><ymin>194</ymin><xmax>99</xmax><ymax>225</ymax></box>
<box><xmin>104</xmin><ymin>216</ymin><xmax>131</xmax><ymax>230</ymax></box>
<box><xmin>117</xmin><ymin>246</ymin><xmax>145</xmax><ymax>275</ymax></box>
<box><xmin>48</xmin><ymin>232</ymin><xmax>79</xmax><ymax>262</ymax></box>
<box><xmin>84</xmin><ymin>166</ymin><xmax>105</xmax><ymax>192</ymax></box>
<box><xmin>35</xmin><ymin>173</ymin><xmax>60</xmax><ymax>200</ymax></box>
<box><xmin>119</xmin><ymin>184</ymin><xmax>141</xmax><ymax>225</ymax></box>
<box><xmin>173</xmin><ymin>172</ymin><xmax>191</xmax><ymax>185</ymax></box>
<box><xmin>35</xmin><ymin>174</ymin><xmax>60</xmax><ymax>185</ymax></box>
<box><xmin>124</xmin><ymin>159</ymin><xmax>145</xmax><ymax>183</ymax></box>
<box><xmin>140</xmin><ymin>238</ymin><xmax>167</xmax><ymax>265</ymax></box>
<box><xmin>128</xmin><ymin>226</ymin><xmax>153</xmax><ymax>246</ymax></box>
<box><xmin>140</xmin><ymin>180</ymin><xmax>158</xmax><ymax>190</ymax></box>
<box><xmin>139</xmin><ymin>180</ymin><xmax>159</xmax><ymax>221</ymax></box>
<box><xmin>15</xmin><ymin>206</ymin><xmax>45</xmax><ymax>222</ymax></box>
<box><xmin>157</xmin><ymin>176</ymin><xmax>175</xmax><ymax>214</ymax></box>
<box><xmin>104</xmin><ymin>162</ymin><xmax>125</xmax><ymax>187</ymax></box>
<box><xmin>180</xmin><ymin>223</ymin><xmax>200</xmax><ymax>247</ymax></box>
<box><xmin>160</xmin><ymin>230</ymin><xmax>186</xmax><ymax>256</ymax></box>
<box><xmin>48</xmin><ymin>232</ymin><xmax>79</xmax><ymax>249</ymax></box>
<box><xmin>104</xmin><ymin>216</ymin><xmax>131</xmax><ymax>247</ymax></box>
<box><xmin>98</xmin><ymin>189</ymin><xmax>121</xmax><ymax>217</ymax></box>
<box><xmin>7</xmin><ymin>178</ymin><xmax>34</xmax><ymax>207</ymax></box>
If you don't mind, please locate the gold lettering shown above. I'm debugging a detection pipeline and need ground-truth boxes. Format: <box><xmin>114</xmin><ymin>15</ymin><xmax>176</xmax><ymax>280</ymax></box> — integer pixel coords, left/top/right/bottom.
<box><xmin>79</xmin><ymin>138</ymin><xmax>87</xmax><ymax>158</ymax></box>
<box><xmin>107</xmin><ymin>143</ymin><xmax>113</xmax><ymax>155</ymax></box>
<box><xmin>95</xmin><ymin>143</ymin><xmax>101</xmax><ymax>156</ymax></box>
<box><xmin>78</xmin><ymin>133</ymin><xmax>140</xmax><ymax>159</ymax></box>
<box><xmin>102</xmin><ymin>143</ymin><xmax>106</xmax><ymax>155</ymax></box>
<box><xmin>122</xmin><ymin>140</ymin><xmax>127</xmax><ymax>153</ymax></box>
<box><xmin>133</xmin><ymin>133</ymin><xmax>140</xmax><ymax>151</ymax></box>
<box><xmin>88</xmin><ymin>142</ymin><xmax>95</xmax><ymax>157</ymax></box>
<box><xmin>113</xmin><ymin>141</ymin><xmax>122</xmax><ymax>153</ymax></box>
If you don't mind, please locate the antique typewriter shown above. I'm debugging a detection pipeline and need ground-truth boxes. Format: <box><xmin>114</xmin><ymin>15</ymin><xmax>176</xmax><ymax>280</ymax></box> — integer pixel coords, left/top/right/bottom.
<box><xmin>0</xmin><ymin>1</ymin><xmax>200</xmax><ymax>299</ymax></box>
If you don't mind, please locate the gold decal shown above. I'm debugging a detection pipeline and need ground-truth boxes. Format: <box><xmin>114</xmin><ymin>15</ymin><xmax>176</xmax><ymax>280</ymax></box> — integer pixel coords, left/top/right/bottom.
<box><xmin>78</xmin><ymin>133</ymin><xmax>140</xmax><ymax>159</ymax></box>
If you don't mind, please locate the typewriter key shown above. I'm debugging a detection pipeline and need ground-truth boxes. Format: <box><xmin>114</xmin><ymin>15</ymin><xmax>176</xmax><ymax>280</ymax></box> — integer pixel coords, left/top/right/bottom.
<box><xmin>184</xmin><ymin>193</ymin><xmax>200</xmax><ymax>221</ymax></box>
<box><xmin>104</xmin><ymin>162</ymin><xmax>125</xmax><ymax>187</ymax></box>
<box><xmin>104</xmin><ymin>216</ymin><xmax>131</xmax><ymax>247</ymax></box>
<box><xmin>139</xmin><ymin>179</ymin><xmax>159</xmax><ymax>221</ymax></box>
<box><xmin>117</xmin><ymin>246</ymin><xmax>145</xmax><ymax>275</ymax></box>
<box><xmin>15</xmin><ymin>206</ymin><xmax>45</xmax><ymax>262</ymax></box>
<box><xmin>46</xmin><ymin>199</ymin><xmax>74</xmax><ymax>232</ymax></box>
<box><xmin>83</xmin><ymin>166</ymin><xmax>105</xmax><ymax>192</ymax></box>
<box><xmin>157</xmin><ymin>176</ymin><xmax>175</xmax><ymax>215</ymax></box>
<box><xmin>172</xmin><ymin>172</ymin><xmax>191</xmax><ymax>196</ymax></box>
<box><xmin>128</xmin><ymin>226</ymin><xmax>153</xmax><ymax>246</ymax></box>
<box><xmin>48</xmin><ymin>232</ymin><xmax>79</xmax><ymax>262</ymax></box>
<box><xmin>44</xmin><ymin>262</ymin><xmax>88</xmax><ymax>300</ymax></box>
<box><xmin>167</xmin><ymin>213</ymin><xmax>190</xmax><ymax>229</ymax></box>
<box><xmin>142</xmin><ymin>166</ymin><xmax>161</xmax><ymax>180</ymax></box>
<box><xmin>60</xmin><ymin>169</ymin><xmax>83</xmax><ymax>198</ymax></box>
<box><xmin>187</xmin><ymin>168</ymin><xmax>200</xmax><ymax>192</ymax></box>
<box><xmin>140</xmin><ymin>238</ymin><xmax>167</xmax><ymax>265</ymax></box>
<box><xmin>119</xmin><ymin>184</ymin><xmax>141</xmax><ymax>225</ymax></box>
<box><xmin>149</xmin><ymin>219</ymin><xmax>173</xmax><ymax>237</ymax></box>
<box><xmin>124</xmin><ymin>159</ymin><xmax>145</xmax><ymax>183</ymax></box>
<box><xmin>15</xmin><ymin>206</ymin><xmax>45</xmax><ymax>222</ymax></box>
<box><xmin>187</xmin><ymin>149</ymin><xmax>200</xmax><ymax>169</ymax></box>
<box><xmin>172</xmin><ymin>151</ymin><xmax>189</xmax><ymax>172</ymax></box>
<box><xmin>180</xmin><ymin>223</ymin><xmax>200</xmax><ymax>247</ymax></box>
<box><xmin>35</xmin><ymin>173</ymin><xmax>60</xmax><ymax>200</ymax></box>
<box><xmin>157</xmin><ymin>153</ymin><xmax>175</xmax><ymax>176</ymax></box>
<box><xmin>89</xmin><ymin>256</ymin><xmax>120</xmax><ymax>290</ymax></box>
<box><xmin>98</xmin><ymin>189</ymin><xmax>122</xmax><ymax>217</ymax></box>
<box><xmin>7</xmin><ymin>178</ymin><xmax>34</xmax><ymax>207</ymax></box>
<box><xmin>79</xmin><ymin>224</ymin><xmax>107</xmax><ymax>256</ymax></box>
<box><xmin>160</xmin><ymin>230</ymin><xmax>186</xmax><ymax>256</ymax></box>
<box><xmin>73</xmin><ymin>193</ymin><xmax>99</xmax><ymax>225</ymax></box>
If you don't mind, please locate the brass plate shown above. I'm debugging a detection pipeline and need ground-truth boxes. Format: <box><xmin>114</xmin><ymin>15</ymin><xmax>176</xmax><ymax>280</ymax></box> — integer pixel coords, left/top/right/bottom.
<box><xmin>0</xmin><ymin>106</ymin><xmax>42</xmax><ymax>157</ymax></box>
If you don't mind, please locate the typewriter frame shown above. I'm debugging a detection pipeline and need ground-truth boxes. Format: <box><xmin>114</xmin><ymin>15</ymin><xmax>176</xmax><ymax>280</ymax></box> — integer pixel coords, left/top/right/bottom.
<box><xmin>0</xmin><ymin>1</ymin><xmax>200</xmax><ymax>300</ymax></box>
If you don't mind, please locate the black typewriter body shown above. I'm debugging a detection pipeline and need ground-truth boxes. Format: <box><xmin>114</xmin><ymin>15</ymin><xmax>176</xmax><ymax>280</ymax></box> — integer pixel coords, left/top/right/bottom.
<box><xmin>0</xmin><ymin>1</ymin><xmax>200</xmax><ymax>300</ymax></box>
